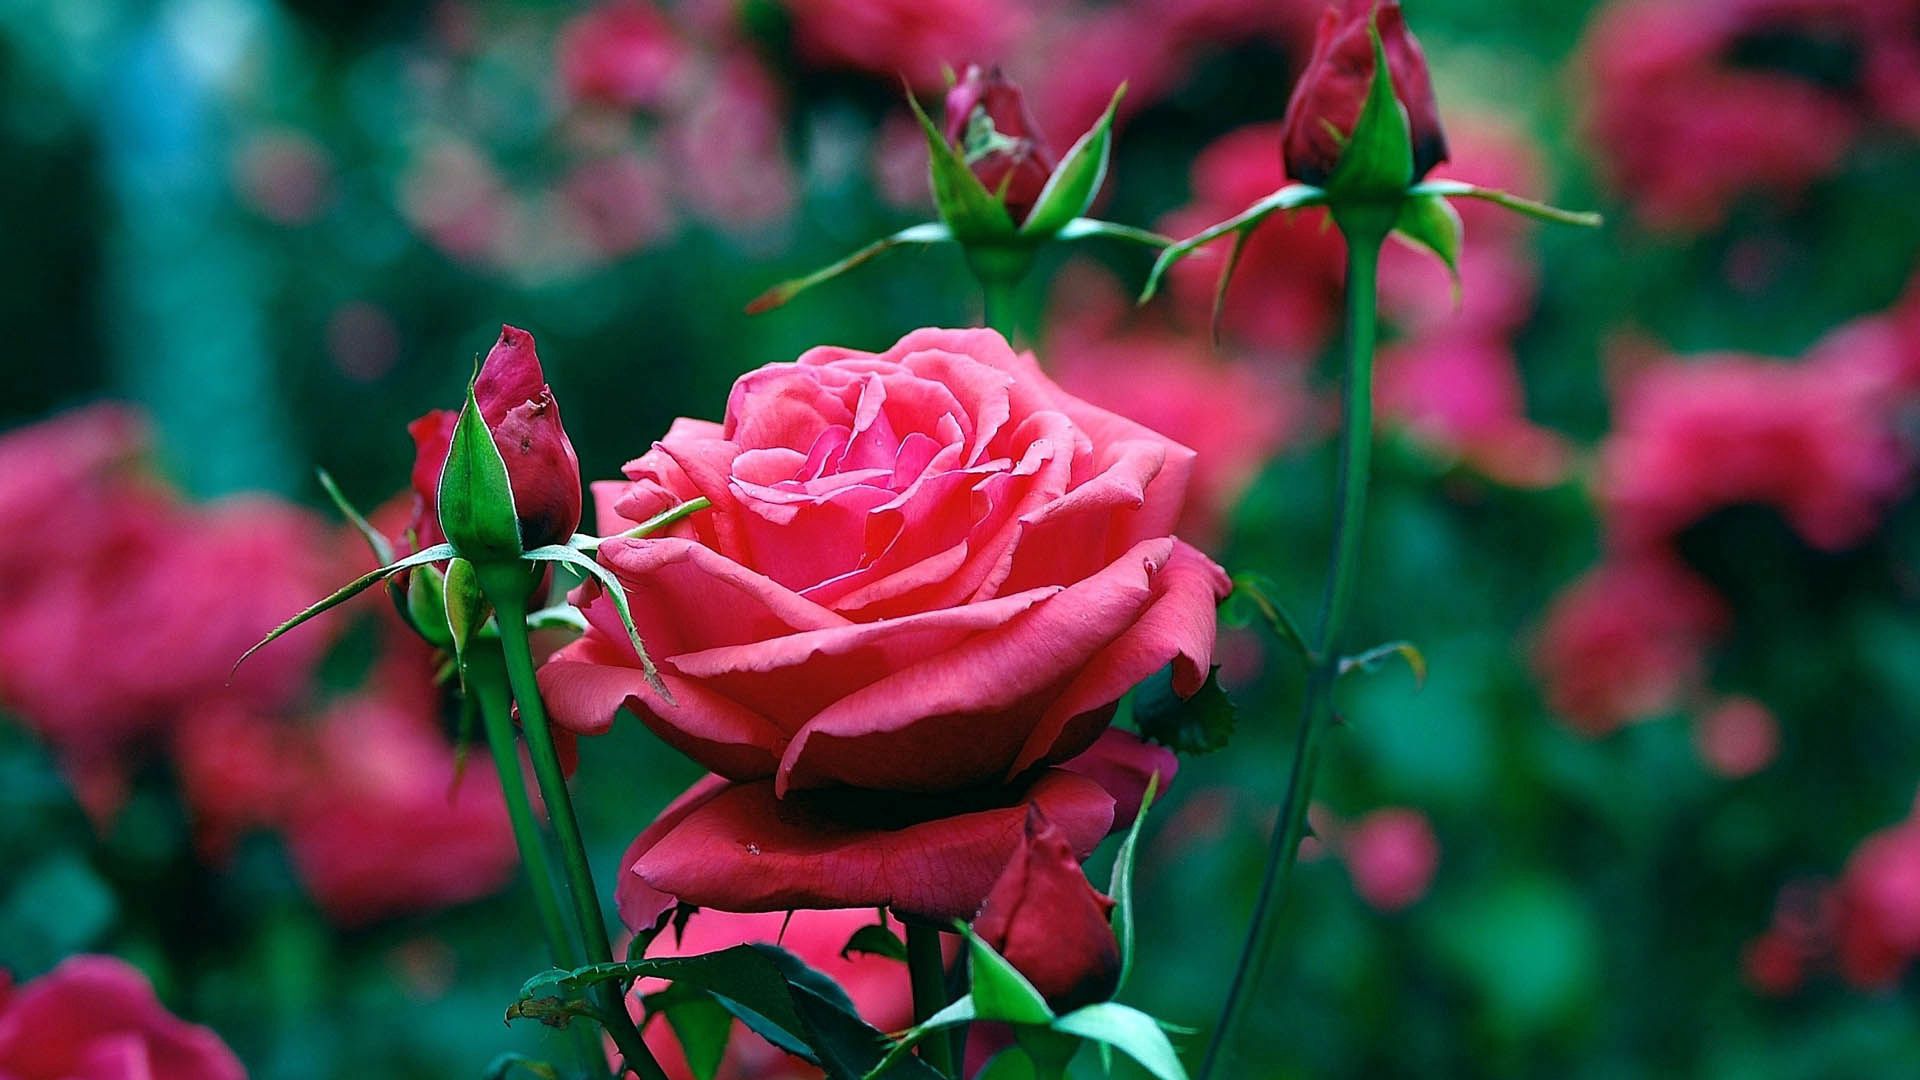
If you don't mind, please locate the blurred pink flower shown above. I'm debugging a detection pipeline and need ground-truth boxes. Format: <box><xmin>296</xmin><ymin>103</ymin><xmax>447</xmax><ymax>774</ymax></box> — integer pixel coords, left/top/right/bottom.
<box><xmin>1692</xmin><ymin>695</ymin><xmax>1779</xmax><ymax>778</ymax></box>
<box><xmin>1599</xmin><ymin>350</ymin><xmax>1911</xmax><ymax>552</ymax></box>
<box><xmin>1533</xmin><ymin>557</ymin><xmax>1728</xmax><ymax>736</ymax></box>
<box><xmin>1160</xmin><ymin>123</ymin><xmax>1346</xmax><ymax>359</ymax></box>
<box><xmin>664</xmin><ymin>55</ymin><xmax>796</xmax><ymax>229</ymax></box>
<box><xmin>283</xmin><ymin>652</ymin><xmax>519</xmax><ymax>926</ymax></box>
<box><xmin>558</xmin><ymin>1</ymin><xmax>691</xmax><ymax>112</ymax></box>
<box><xmin>782</xmin><ymin>0</ymin><xmax>1024</xmax><ymax>90</ymax></box>
<box><xmin>399</xmin><ymin>138</ymin><xmax>512</xmax><ymax>266</ymax></box>
<box><xmin>232</xmin><ymin>130</ymin><xmax>334</xmax><ymax>226</ymax></box>
<box><xmin>1050</xmin><ymin>315</ymin><xmax>1308</xmax><ymax>548</ymax></box>
<box><xmin>1340</xmin><ymin>807</ymin><xmax>1440</xmax><ymax>912</ymax></box>
<box><xmin>1377</xmin><ymin>334</ymin><xmax>1573</xmax><ymax>489</ymax></box>
<box><xmin>560</xmin><ymin>151</ymin><xmax>675</xmax><ymax>258</ymax></box>
<box><xmin>634</xmin><ymin>909</ymin><xmax>914</xmax><ymax>1080</ymax></box>
<box><xmin>0</xmin><ymin>955</ymin><xmax>245</xmax><ymax>1080</ymax></box>
<box><xmin>1581</xmin><ymin>0</ymin><xmax>1876</xmax><ymax>230</ymax></box>
<box><xmin>172</xmin><ymin>700</ymin><xmax>311</xmax><ymax>859</ymax></box>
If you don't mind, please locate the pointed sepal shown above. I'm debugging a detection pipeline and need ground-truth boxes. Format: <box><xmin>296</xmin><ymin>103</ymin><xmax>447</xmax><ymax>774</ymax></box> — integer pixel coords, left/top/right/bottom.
<box><xmin>1020</xmin><ymin>84</ymin><xmax>1124</xmax><ymax>238</ymax></box>
<box><xmin>439</xmin><ymin>377</ymin><xmax>522</xmax><ymax>562</ymax></box>
<box><xmin>1324</xmin><ymin>26</ymin><xmax>1415</xmax><ymax>202</ymax></box>
<box><xmin>1392</xmin><ymin>193</ymin><xmax>1463</xmax><ymax>297</ymax></box>
<box><xmin>746</xmin><ymin>224</ymin><xmax>953</xmax><ymax>314</ymax></box>
<box><xmin>906</xmin><ymin>85</ymin><xmax>1018</xmax><ymax>243</ymax></box>
<box><xmin>523</xmin><ymin>544</ymin><xmax>668</xmax><ymax>700</ymax></box>
<box><xmin>1139</xmin><ymin>185</ymin><xmax>1328</xmax><ymax>307</ymax></box>
<box><xmin>232</xmin><ymin>543</ymin><xmax>456</xmax><ymax>677</ymax></box>
<box><xmin>1408</xmin><ymin>179</ymin><xmax>1603</xmax><ymax>228</ymax></box>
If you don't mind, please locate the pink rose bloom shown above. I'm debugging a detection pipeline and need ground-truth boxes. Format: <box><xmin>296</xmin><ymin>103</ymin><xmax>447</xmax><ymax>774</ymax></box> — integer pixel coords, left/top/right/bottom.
<box><xmin>0</xmin><ymin>494</ymin><xmax>337</xmax><ymax>767</ymax></box>
<box><xmin>1532</xmin><ymin>557</ymin><xmax>1728</xmax><ymax>736</ymax></box>
<box><xmin>558</xmin><ymin>1</ymin><xmax>690</xmax><ymax>112</ymax></box>
<box><xmin>0</xmin><ymin>955</ymin><xmax>245</xmax><ymax>1079</ymax></box>
<box><xmin>782</xmin><ymin>0</ymin><xmax>1024</xmax><ymax>90</ymax></box>
<box><xmin>635</xmin><ymin>908</ymin><xmax>914</xmax><ymax>1080</ymax></box>
<box><xmin>1341</xmin><ymin>807</ymin><xmax>1440</xmax><ymax>912</ymax></box>
<box><xmin>543</xmin><ymin>328</ymin><xmax>1228</xmax><ymax>921</ymax></box>
<box><xmin>1050</xmin><ymin>328</ymin><xmax>1307</xmax><ymax>548</ymax></box>
<box><xmin>172</xmin><ymin>700</ymin><xmax>311</xmax><ymax>860</ymax></box>
<box><xmin>560</xmin><ymin>151</ymin><xmax>674</xmax><ymax>260</ymax></box>
<box><xmin>0</xmin><ymin>405</ymin><xmax>149</xmax><ymax>599</ymax></box>
<box><xmin>1581</xmin><ymin>0</ymin><xmax>1867</xmax><ymax>230</ymax></box>
<box><xmin>1377</xmin><ymin>334</ymin><xmax>1573</xmax><ymax>489</ymax></box>
<box><xmin>1599</xmin><ymin>351</ymin><xmax>1910</xmax><ymax>552</ymax></box>
<box><xmin>1160</xmin><ymin>124</ymin><xmax>1347</xmax><ymax>359</ymax></box>
<box><xmin>284</xmin><ymin>657</ymin><xmax>519</xmax><ymax>925</ymax></box>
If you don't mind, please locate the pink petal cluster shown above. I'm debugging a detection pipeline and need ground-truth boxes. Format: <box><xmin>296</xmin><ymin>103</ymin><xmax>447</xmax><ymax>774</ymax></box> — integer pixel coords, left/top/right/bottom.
<box><xmin>1532</xmin><ymin>557</ymin><xmax>1728</xmax><ymax>736</ymax></box>
<box><xmin>1600</xmin><ymin>349</ymin><xmax>1912</xmax><ymax>553</ymax></box>
<box><xmin>0</xmin><ymin>955</ymin><xmax>245</xmax><ymax>1079</ymax></box>
<box><xmin>0</xmin><ymin>407</ymin><xmax>340</xmax><ymax>821</ymax></box>
<box><xmin>1582</xmin><ymin>0</ymin><xmax>1920</xmax><ymax>230</ymax></box>
<box><xmin>1747</xmin><ymin>802</ymin><xmax>1920</xmax><ymax>994</ymax></box>
<box><xmin>631</xmin><ymin>909</ymin><xmax>916</xmax><ymax>1080</ymax></box>
<box><xmin>542</xmin><ymin>328</ymin><xmax>1225</xmax><ymax>922</ymax></box>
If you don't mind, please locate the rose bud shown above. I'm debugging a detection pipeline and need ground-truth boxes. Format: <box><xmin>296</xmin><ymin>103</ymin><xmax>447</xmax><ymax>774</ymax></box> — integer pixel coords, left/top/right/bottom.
<box><xmin>412</xmin><ymin>325</ymin><xmax>583</xmax><ymax>555</ymax></box>
<box><xmin>1280</xmin><ymin>0</ymin><xmax>1448</xmax><ymax>190</ymax></box>
<box><xmin>974</xmin><ymin>806</ymin><xmax>1122</xmax><ymax>1011</ymax></box>
<box><xmin>944</xmin><ymin>64</ymin><xmax>1058</xmax><ymax>224</ymax></box>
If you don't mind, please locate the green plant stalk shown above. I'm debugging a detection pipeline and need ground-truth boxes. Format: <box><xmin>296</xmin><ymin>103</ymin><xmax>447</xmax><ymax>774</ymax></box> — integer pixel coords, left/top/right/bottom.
<box><xmin>468</xmin><ymin>643</ymin><xmax>610</xmax><ymax>1079</ymax></box>
<box><xmin>982</xmin><ymin>275</ymin><xmax>1020</xmax><ymax>342</ymax></box>
<box><xmin>1196</xmin><ymin>210</ymin><xmax>1391</xmax><ymax>1080</ymax></box>
<box><xmin>482</xmin><ymin>567</ymin><xmax>670</xmax><ymax>1080</ymax></box>
<box><xmin>906</xmin><ymin>924</ymin><xmax>957</xmax><ymax>1077</ymax></box>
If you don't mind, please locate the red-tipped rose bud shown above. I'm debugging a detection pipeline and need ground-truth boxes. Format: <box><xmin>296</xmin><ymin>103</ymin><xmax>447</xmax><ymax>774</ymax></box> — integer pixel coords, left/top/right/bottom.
<box><xmin>974</xmin><ymin>805</ymin><xmax>1121</xmax><ymax>1011</ymax></box>
<box><xmin>1280</xmin><ymin>0</ymin><xmax>1448</xmax><ymax>189</ymax></box>
<box><xmin>944</xmin><ymin>65</ymin><xmax>1058</xmax><ymax>224</ymax></box>
<box><xmin>409</xmin><ymin>326</ymin><xmax>583</xmax><ymax>554</ymax></box>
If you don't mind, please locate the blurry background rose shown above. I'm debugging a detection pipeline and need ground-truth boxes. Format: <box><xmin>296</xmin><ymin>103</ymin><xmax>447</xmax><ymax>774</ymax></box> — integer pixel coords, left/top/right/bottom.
<box><xmin>1</xmin><ymin>0</ymin><xmax>1919</xmax><ymax>1075</ymax></box>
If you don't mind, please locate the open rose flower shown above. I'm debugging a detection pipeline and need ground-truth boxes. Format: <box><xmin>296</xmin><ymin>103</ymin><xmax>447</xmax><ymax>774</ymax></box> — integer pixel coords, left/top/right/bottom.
<box><xmin>0</xmin><ymin>955</ymin><xmax>246</xmax><ymax>1080</ymax></box>
<box><xmin>541</xmin><ymin>328</ymin><xmax>1227</xmax><ymax>920</ymax></box>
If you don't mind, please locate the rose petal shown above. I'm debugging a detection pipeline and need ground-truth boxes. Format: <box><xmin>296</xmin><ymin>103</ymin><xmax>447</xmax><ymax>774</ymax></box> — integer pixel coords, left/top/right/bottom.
<box><xmin>629</xmin><ymin>770</ymin><xmax>1116</xmax><ymax>921</ymax></box>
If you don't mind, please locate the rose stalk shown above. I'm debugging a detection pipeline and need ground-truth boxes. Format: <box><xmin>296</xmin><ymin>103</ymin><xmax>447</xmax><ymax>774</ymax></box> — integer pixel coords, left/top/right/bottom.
<box><xmin>748</xmin><ymin>65</ymin><xmax>1166</xmax><ymax>341</ymax></box>
<box><xmin>1136</xmin><ymin>3</ymin><xmax>1598</xmax><ymax>1076</ymax></box>
<box><xmin>240</xmin><ymin>327</ymin><xmax>674</xmax><ymax>1080</ymax></box>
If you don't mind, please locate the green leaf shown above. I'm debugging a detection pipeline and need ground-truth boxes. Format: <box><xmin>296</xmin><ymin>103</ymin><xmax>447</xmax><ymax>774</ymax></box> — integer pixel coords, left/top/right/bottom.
<box><xmin>523</xmin><ymin>544</ymin><xmax>667</xmax><ymax>700</ymax></box>
<box><xmin>974</xmin><ymin>1048</ymin><xmax>1039</xmax><ymax>1080</ymax></box>
<box><xmin>1108</xmin><ymin>775</ymin><xmax>1159</xmax><ymax>992</ymax></box>
<box><xmin>1225</xmin><ymin>572</ymin><xmax>1313</xmax><ymax>662</ymax></box>
<box><xmin>840</xmin><ymin>923</ymin><xmax>909</xmax><ymax>963</ymax></box>
<box><xmin>1139</xmin><ymin>184</ymin><xmax>1328</xmax><ymax>305</ymax></box>
<box><xmin>482</xmin><ymin>1053</ymin><xmax>561</xmax><ymax>1080</ymax></box>
<box><xmin>1050</xmin><ymin>1003</ymin><xmax>1189</xmax><ymax>1080</ymax></box>
<box><xmin>442</xmin><ymin>557</ymin><xmax>486</xmax><ymax>662</ymax></box>
<box><xmin>1325</xmin><ymin>26</ymin><xmax>1415</xmax><ymax>200</ymax></box>
<box><xmin>316</xmin><ymin>468</ymin><xmax>392</xmax><ymax>564</ymax></box>
<box><xmin>966</xmin><ymin>929</ymin><xmax>1054</xmax><ymax>1026</ymax></box>
<box><xmin>746</xmin><ymin>224</ymin><xmax>952</xmax><ymax>314</ymax></box>
<box><xmin>1132</xmin><ymin>665</ymin><xmax>1237</xmax><ymax>755</ymax></box>
<box><xmin>1053</xmin><ymin>218</ymin><xmax>1170</xmax><ymax>247</ymax></box>
<box><xmin>405</xmin><ymin>561</ymin><xmax>455</xmax><ymax>649</ymax></box>
<box><xmin>572</xmin><ymin>496</ymin><xmax>715</xmax><ymax>555</ymax></box>
<box><xmin>1021</xmin><ymin>84</ymin><xmax>1124</xmax><ymax>237</ymax></box>
<box><xmin>860</xmin><ymin>995</ymin><xmax>977</xmax><ymax>1080</ymax></box>
<box><xmin>439</xmin><ymin>379</ymin><xmax>522</xmax><ymax>561</ymax></box>
<box><xmin>905</xmin><ymin>87</ymin><xmax>1018</xmax><ymax>243</ymax></box>
<box><xmin>517</xmin><ymin>946</ymin><xmax>943</xmax><ymax>1080</ymax></box>
<box><xmin>1406</xmin><ymin>179</ymin><xmax>1604</xmax><ymax>228</ymax></box>
<box><xmin>525</xmin><ymin>604</ymin><xmax>590</xmax><ymax>634</ymax></box>
<box><xmin>663</xmin><ymin>995</ymin><xmax>735</xmax><ymax>1080</ymax></box>
<box><xmin>233</xmin><ymin>543</ymin><xmax>456</xmax><ymax>676</ymax></box>
<box><xmin>1339</xmin><ymin>640</ymin><xmax>1428</xmax><ymax>687</ymax></box>
<box><xmin>1392</xmin><ymin>193</ymin><xmax>1463</xmax><ymax>294</ymax></box>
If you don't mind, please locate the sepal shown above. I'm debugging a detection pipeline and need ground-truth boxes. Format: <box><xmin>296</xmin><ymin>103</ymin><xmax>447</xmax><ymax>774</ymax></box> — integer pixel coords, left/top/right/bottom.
<box><xmin>1019</xmin><ymin>85</ymin><xmax>1124</xmax><ymax>238</ymax></box>
<box><xmin>439</xmin><ymin>376</ymin><xmax>523</xmax><ymax>562</ymax></box>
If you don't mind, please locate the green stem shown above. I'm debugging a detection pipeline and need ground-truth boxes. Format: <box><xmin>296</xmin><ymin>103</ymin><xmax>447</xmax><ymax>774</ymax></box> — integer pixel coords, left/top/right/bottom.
<box><xmin>481</xmin><ymin>567</ymin><xmax>670</xmax><ymax>1080</ymax></box>
<box><xmin>981</xmin><ymin>275</ymin><xmax>1019</xmax><ymax>342</ymax></box>
<box><xmin>468</xmin><ymin>644</ymin><xmax>608</xmax><ymax>1078</ymax></box>
<box><xmin>1196</xmin><ymin>212</ymin><xmax>1389</xmax><ymax>1080</ymax></box>
<box><xmin>906</xmin><ymin>925</ymin><xmax>956</xmax><ymax>1077</ymax></box>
